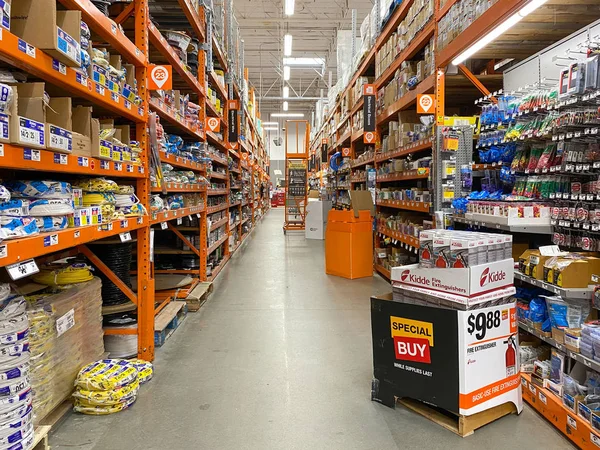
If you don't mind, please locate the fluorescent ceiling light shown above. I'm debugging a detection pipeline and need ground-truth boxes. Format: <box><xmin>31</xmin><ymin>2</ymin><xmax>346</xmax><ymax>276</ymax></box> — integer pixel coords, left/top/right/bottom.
<box><xmin>283</xmin><ymin>66</ymin><xmax>291</xmax><ymax>81</ymax></box>
<box><xmin>284</xmin><ymin>34</ymin><xmax>293</xmax><ymax>56</ymax></box>
<box><xmin>285</xmin><ymin>0</ymin><xmax>294</xmax><ymax>15</ymax></box>
<box><xmin>283</xmin><ymin>101</ymin><xmax>289</xmax><ymax>111</ymax></box>
<box><xmin>271</xmin><ymin>113</ymin><xmax>304</xmax><ymax>118</ymax></box>
<box><xmin>262</xmin><ymin>122</ymin><xmax>278</xmax><ymax>126</ymax></box>
<box><xmin>283</xmin><ymin>86</ymin><xmax>289</xmax><ymax>98</ymax></box>
<box><xmin>264</xmin><ymin>127</ymin><xmax>279</xmax><ymax>131</ymax></box>
<box><xmin>283</xmin><ymin>57</ymin><xmax>325</xmax><ymax>67</ymax></box>
<box><xmin>452</xmin><ymin>0</ymin><xmax>548</xmax><ymax>66</ymax></box>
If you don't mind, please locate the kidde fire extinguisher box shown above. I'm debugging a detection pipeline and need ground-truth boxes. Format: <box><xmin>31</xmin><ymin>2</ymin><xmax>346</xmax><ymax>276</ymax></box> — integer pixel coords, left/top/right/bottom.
<box><xmin>391</xmin><ymin>258</ymin><xmax>516</xmax><ymax>308</ymax></box>
<box><xmin>371</xmin><ymin>293</ymin><xmax>523</xmax><ymax>417</ymax></box>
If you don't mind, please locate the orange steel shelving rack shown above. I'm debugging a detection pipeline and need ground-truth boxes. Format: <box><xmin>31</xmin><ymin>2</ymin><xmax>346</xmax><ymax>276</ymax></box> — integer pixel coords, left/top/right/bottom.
<box><xmin>283</xmin><ymin>120</ymin><xmax>310</xmax><ymax>233</ymax></box>
<box><xmin>0</xmin><ymin>0</ymin><xmax>269</xmax><ymax>361</ymax></box>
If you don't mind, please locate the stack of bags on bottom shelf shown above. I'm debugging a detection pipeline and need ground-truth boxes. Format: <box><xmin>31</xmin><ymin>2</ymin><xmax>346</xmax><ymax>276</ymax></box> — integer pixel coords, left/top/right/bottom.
<box><xmin>25</xmin><ymin>277</ymin><xmax>105</xmax><ymax>422</ymax></box>
<box><xmin>72</xmin><ymin>359</ymin><xmax>153</xmax><ymax>415</ymax></box>
<box><xmin>0</xmin><ymin>285</ymin><xmax>34</xmax><ymax>450</ymax></box>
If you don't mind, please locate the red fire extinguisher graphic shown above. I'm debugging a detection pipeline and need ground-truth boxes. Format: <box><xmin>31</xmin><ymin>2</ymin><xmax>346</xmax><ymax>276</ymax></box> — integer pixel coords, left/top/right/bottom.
<box><xmin>504</xmin><ymin>335</ymin><xmax>517</xmax><ymax>376</ymax></box>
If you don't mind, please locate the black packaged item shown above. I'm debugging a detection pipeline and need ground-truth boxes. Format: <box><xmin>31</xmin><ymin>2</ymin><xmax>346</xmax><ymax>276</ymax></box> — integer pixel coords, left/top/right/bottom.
<box><xmin>586</xmin><ymin>55</ymin><xmax>600</xmax><ymax>92</ymax></box>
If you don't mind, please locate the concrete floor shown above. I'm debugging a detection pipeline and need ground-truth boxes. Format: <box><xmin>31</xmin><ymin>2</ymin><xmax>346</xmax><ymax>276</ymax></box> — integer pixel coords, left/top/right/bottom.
<box><xmin>51</xmin><ymin>209</ymin><xmax>573</xmax><ymax>449</ymax></box>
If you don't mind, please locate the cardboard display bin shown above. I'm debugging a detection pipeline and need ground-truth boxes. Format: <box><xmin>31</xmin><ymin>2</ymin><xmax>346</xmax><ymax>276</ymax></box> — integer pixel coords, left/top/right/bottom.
<box><xmin>325</xmin><ymin>191</ymin><xmax>374</xmax><ymax>279</ymax></box>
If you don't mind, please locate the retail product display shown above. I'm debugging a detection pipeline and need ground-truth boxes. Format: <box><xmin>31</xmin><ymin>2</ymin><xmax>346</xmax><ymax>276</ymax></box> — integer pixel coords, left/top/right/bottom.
<box><xmin>72</xmin><ymin>358</ymin><xmax>153</xmax><ymax>415</ymax></box>
<box><xmin>26</xmin><ymin>278</ymin><xmax>104</xmax><ymax>423</ymax></box>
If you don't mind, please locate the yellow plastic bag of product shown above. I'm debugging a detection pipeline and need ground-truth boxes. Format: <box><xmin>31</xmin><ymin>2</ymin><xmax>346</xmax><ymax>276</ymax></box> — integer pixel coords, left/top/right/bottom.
<box><xmin>73</xmin><ymin>377</ymin><xmax>139</xmax><ymax>406</ymax></box>
<box><xmin>73</xmin><ymin>396</ymin><xmax>136</xmax><ymax>415</ymax></box>
<box><xmin>75</xmin><ymin>360</ymin><xmax>138</xmax><ymax>391</ymax></box>
<box><xmin>130</xmin><ymin>359</ymin><xmax>153</xmax><ymax>385</ymax></box>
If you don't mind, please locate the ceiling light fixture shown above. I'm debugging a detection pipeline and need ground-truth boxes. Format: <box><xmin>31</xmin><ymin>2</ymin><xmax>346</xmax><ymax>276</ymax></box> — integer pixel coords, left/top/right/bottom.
<box><xmin>262</xmin><ymin>122</ymin><xmax>279</xmax><ymax>126</ymax></box>
<box><xmin>284</xmin><ymin>0</ymin><xmax>294</xmax><ymax>16</ymax></box>
<box><xmin>271</xmin><ymin>113</ymin><xmax>304</xmax><ymax>118</ymax></box>
<box><xmin>283</xmin><ymin>86</ymin><xmax>289</xmax><ymax>98</ymax></box>
<box><xmin>283</xmin><ymin>66</ymin><xmax>291</xmax><ymax>81</ymax></box>
<box><xmin>284</xmin><ymin>34</ymin><xmax>293</xmax><ymax>56</ymax></box>
<box><xmin>452</xmin><ymin>0</ymin><xmax>548</xmax><ymax>66</ymax></box>
<box><xmin>283</xmin><ymin>101</ymin><xmax>289</xmax><ymax>111</ymax></box>
<box><xmin>264</xmin><ymin>127</ymin><xmax>279</xmax><ymax>131</ymax></box>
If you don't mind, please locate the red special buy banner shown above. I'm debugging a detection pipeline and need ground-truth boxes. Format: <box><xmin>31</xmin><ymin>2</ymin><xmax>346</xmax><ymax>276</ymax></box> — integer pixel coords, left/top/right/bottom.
<box><xmin>391</xmin><ymin>317</ymin><xmax>434</xmax><ymax>364</ymax></box>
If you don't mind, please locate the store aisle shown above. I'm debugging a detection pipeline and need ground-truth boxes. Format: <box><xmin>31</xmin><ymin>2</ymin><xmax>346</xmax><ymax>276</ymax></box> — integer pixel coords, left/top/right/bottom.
<box><xmin>52</xmin><ymin>209</ymin><xmax>571</xmax><ymax>450</ymax></box>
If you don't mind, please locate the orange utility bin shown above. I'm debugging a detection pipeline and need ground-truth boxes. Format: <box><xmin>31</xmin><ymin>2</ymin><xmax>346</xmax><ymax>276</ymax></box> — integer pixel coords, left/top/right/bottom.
<box><xmin>326</xmin><ymin>210</ymin><xmax>373</xmax><ymax>279</ymax></box>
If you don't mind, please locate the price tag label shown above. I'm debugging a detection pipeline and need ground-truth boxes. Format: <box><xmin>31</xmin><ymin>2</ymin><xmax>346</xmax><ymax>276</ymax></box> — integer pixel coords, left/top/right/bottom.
<box><xmin>529</xmin><ymin>383</ymin><xmax>537</xmax><ymax>395</ymax></box>
<box><xmin>96</xmin><ymin>84</ymin><xmax>105</xmax><ymax>96</ymax></box>
<box><xmin>591</xmin><ymin>433</ymin><xmax>600</xmax><ymax>447</ymax></box>
<box><xmin>137</xmin><ymin>217</ymin><xmax>143</xmax><ymax>225</ymax></box>
<box><xmin>538</xmin><ymin>391</ymin><xmax>547</xmax><ymax>405</ymax></box>
<box><xmin>160</xmin><ymin>222</ymin><xmax>168</xmax><ymax>230</ymax></box>
<box><xmin>111</xmin><ymin>92</ymin><xmax>119</xmax><ymax>103</ymax></box>
<box><xmin>78</xmin><ymin>156</ymin><xmax>89</xmax><ymax>167</ymax></box>
<box><xmin>196</xmin><ymin>213</ymin><xmax>201</xmax><ymax>218</ymax></box>
<box><xmin>567</xmin><ymin>415</ymin><xmax>577</xmax><ymax>430</ymax></box>
<box><xmin>127</xmin><ymin>165</ymin><xmax>133</xmax><ymax>173</ymax></box>
<box><xmin>23</xmin><ymin>148</ymin><xmax>40</xmax><ymax>161</ymax></box>
<box><xmin>120</xmin><ymin>220</ymin><xmax>128</xmax><ymax>229</ymax></box>
<box><xmin>43</xmin><ymin>234</ymin><xmax>58</xmax><ymax>247</ymax></box>
<box><xmin>53</xmin><ymin>153</ymin><xmax>68</xmax><ymax>165</ymax></box>
<box><xmin>74</xmin><ymin>230</ymin><xmax>81</xmax><ymax>239</ymax></box>
<box><xmin>119</xmin><ymin>232</ymin><xmax>132</xmax><ymax>242</ymax></box>
<box><xmin>6</xmin><ymin>259</ymin><xmax>39</xmax><ymax>280</ymax></box>
<box><xmin>177</xmin><ymin>218</ymin><xmax>182</xmax><ymax>225</ymax></box>
<box><xmin>115</xmin><ymin>162</ymin><xmax>122</xmax><ymax>171</ymax></box>
<box><xmin>100</xmin><ymin>160</ymin><xmax>109</xmax><ymax>170</ymax></box>
<box><xmin>188</xmin><ymin>215</ymin><xmax>193</xmax><ymax>221</ymax></box>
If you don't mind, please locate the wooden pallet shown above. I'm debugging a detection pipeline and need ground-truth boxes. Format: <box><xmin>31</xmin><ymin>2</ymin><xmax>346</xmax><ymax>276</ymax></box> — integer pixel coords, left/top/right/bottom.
<box><xmin>155</xmin><ymin>278</ymin><xmax>200</xmax><ymax>302</ymax></box>
<box><xmin>33</xmin><ymin>425</ymin><xmax>51</xmax><ymax>450</ymax></box>
<box><xmin>397</xmin><ymin>398</ymin><xmax>518</xmax><ymax>437</ymax></box>
<box><xmin>154</xmin><ymin>301</ymin><xmax>187</xmax><ymax>347</ymax></box>
<box><xmin>185</xmin><ymin>282</ymin><xmax>213</xmax><ymax>312</ymax></box>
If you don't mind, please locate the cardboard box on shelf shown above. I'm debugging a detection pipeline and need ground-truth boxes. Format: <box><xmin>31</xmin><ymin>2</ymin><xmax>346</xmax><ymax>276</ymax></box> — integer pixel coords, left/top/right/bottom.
<box><xmin>564</xmin><ymin>329</ymin><xmax>581</xmax><ymax>353</ymax></box>
<box><xmin>552</xmin><ymin>327</ymin><xmax>565</xmax><ymax>344</ymax></box>
<box><xmin>72</xmin><ymin>106</ymin><xmax>101</xmax><ymax>159</ymax></box>
<box><xmin>544</xmin><ymin>256</ymin><xmax>600</xmax><ymax>288</ymax></box>
<box><xmin>9</xmin><ymin>83</ymin><xmax>46</xmax><ymax>149</ymax></box>
<box><xmin>11</xmin><ymin>0</ymin><xmax>81</xmax><ymax>67</ymax></box>
<box><xmin>46</xmin><ymin>97</ymin><xmax>72</xmax><ymax>153</ymax></box>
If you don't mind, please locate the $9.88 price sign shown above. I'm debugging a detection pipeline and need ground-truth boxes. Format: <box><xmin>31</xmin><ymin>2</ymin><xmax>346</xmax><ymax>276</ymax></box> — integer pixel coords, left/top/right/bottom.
<box><xmin>465</xmin><ymin>306</ymin><xmax>517</xmax><ymax>343</ymax></box>
<box><xmin>467</xmin><ymin>310</ymin><xmax>502</xmax><ymax>340</ymax></box>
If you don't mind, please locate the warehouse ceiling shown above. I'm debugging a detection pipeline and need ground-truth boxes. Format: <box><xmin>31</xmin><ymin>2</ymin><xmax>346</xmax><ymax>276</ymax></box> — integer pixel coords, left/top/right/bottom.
<box><xmin>234</xmin><ymin>0</ymin><xmax>375</xmax><ymax>121</ymax></box>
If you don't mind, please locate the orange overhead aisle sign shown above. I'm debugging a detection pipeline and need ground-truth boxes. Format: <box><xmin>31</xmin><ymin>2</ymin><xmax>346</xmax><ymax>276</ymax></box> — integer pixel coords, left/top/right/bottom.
<box><xmin>148</xmin><ymin>65</ymin><xmax>172</xmax><ymax>90</ymax></box>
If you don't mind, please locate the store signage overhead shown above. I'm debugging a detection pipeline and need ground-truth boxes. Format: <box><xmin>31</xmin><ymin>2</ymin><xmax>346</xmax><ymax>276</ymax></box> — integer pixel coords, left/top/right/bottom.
<box><xmin>228</xmin><ymin>100</ymin><xmax>239</xmax><ymax>146</ymax></box>
<box><xmin>363</xmin><ymin>84</ymin><xmax>376</xmax><ymax>132</ymax></box>
<box><xmin>148</xmin><ymin>65</ymin><xmax>172</xmax><ymax>90</ymax></box>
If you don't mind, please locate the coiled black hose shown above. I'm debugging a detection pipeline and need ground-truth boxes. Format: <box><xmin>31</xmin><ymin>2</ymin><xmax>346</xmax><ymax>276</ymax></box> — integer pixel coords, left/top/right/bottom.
<box><xmin>87</xmin><ymin>242</ymin><xmax>133</xmax><ymax>306</ymax></box>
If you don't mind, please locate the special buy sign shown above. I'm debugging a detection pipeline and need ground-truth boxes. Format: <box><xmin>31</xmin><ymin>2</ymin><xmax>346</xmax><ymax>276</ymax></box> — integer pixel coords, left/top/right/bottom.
<box><xmin>371</xmin><ymin>295</ymin><xmax>522</xmax><ymax>416</ymax></box>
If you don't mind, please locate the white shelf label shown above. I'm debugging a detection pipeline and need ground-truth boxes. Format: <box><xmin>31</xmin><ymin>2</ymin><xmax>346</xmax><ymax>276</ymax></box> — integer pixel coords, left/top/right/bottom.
<box><xmin>119</xmin><ymin>232</ymin><xmax>132</xmax><ymax>242</ymax></box>
<box><xmin>6</xmin><ymin>259</ymin><xmax>39</xmax><ymax>280</ymax></box>
<box><xmin>160</xmin><ymin>222</ymin><xmax>168</xmax><ymax>230</ymax></box>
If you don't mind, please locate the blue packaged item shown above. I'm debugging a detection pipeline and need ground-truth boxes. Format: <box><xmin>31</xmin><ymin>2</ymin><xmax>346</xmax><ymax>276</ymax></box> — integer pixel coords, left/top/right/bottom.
<box><xmin>529</xmin><ymin>297</ymin><xmax>548</xmax><ymax>324</ymax></box>
<box><xmin>4</xmin><ymin>181</ymin><xmax>72</xmax><ymax>199</ymax></box>
<box><xmin>34</xmin><ymin>216</ymin><xmax>68</xmax><ymax>232</ymax></box>
<box><xmin>546</xmin><ymin>298</ymin><xmax>569</xmax><ymax>328</ymax></box>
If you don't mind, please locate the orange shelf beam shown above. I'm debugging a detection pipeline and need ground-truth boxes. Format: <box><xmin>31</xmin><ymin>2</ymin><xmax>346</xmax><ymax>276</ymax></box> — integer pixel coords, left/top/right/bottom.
<box><xmin>208</xmin><ymin>254</ymin><xmax>230</xmax><ymax>281</ymax></box>
<box><xmin>0</xmin><ymin>216</ymin><xmax>148</xmax><ymax>268</ymax></box>
<box><xmin>209</xmin><ymin>217</ymin><xmax>229</xmax><ymax>232</ymax></box>
<box><xmin>0</xmin><ymin>29</ymin><xmax>146</xmax><ymax>122</ymax></box>
<box><xmin>208</xmin><ymin>171</ymin><xmax>228</xmax><ymax>180</ymax></box>
<box><xmin>159</xmin><ymin>151</ymin><xmax>206</xmax><ymax>172</ymax></box>
<box><xmin>376</xmin><ymin>169</ymin><xmax>430</xmax><ymax>183</ymax></box>
<box><xmin>151</xmin><ymin>183</ymin><xmax>206</xmax><ymax>193</ymax></box>
<box><xmin>208</xmin><ymin>70</ymin><xmax>228</xmax><ymax>101</ymax></box>
<box><xmin>207</xmin><ymin>203</ymin><xmax>229</xmax><ymax>214</ymax></box>
<box><xmin>376</xmin><ymin>199</ymin><xmax>431</xmax><ymax>213</ymax></box>
<box><xmin>208</xmin><ymin>189</ymin><xmax>228</xmax><ymax>196</ymax></box>
<box><xmin>212</xmin><ymin>36</ymin><xmax>228</xmax><ymax>71</ymax></box>
<box><xmin>375</xmin><ymin>139</ymin><xmax>434</xmax><ymax>162</ymax></box>
<box><xmin>58</xmin><ymin>0</ymin><xmax>147</xmax><ymax>66</ymax></box>
<box><xmin>150</xmin><ymin>206</ymin><xmax>205</xmax><ymax>225</ymax></box>
<box><xmin>375</xmin><ymin>264</ymin><xmax>391</xmax><ymax>280</ymax></box>
<box><xmin>377</xmin><ymin>226</ymin><xmax>419</xmax><ymax>247</ymax></box>
<box><xmin>207</xmin><ymin>234</ymin><xmax>228</xmax><ymax>255</ymax></box>
<box><xmin>0</xmin><ymin>143</ymin><xmax>145</xmax><ymax>178</ymax></box>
